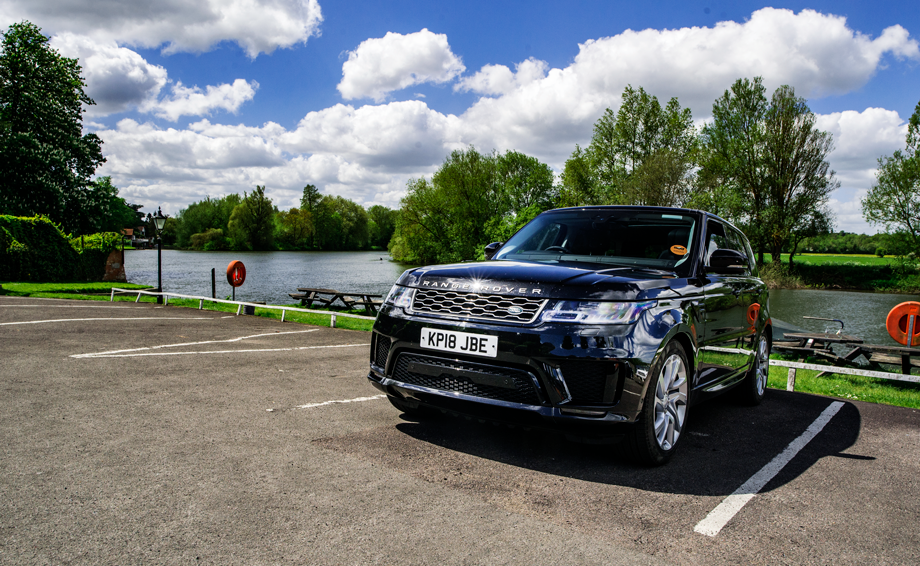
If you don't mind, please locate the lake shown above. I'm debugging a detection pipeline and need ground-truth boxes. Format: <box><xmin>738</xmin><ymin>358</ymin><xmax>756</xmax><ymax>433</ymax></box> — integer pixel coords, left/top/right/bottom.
<box><xmin>124</xmin><ymin>250</ymin><xmax>918</xmax><ymax>346</ymax></box>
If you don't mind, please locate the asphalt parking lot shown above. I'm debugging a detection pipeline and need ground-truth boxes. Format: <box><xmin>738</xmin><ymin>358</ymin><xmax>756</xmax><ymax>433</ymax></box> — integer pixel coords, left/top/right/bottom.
<box><xmin>1</xmin><ymin>296</ymin><xmax>919</xmax><ymax>565</ymax></box>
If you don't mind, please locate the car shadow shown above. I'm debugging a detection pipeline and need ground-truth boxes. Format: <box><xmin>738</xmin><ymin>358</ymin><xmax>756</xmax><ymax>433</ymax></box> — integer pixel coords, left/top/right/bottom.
<box><xmin>384</xmin><ymin>389</ymin><xmax>862</xmax><ymax>496</ymax></box>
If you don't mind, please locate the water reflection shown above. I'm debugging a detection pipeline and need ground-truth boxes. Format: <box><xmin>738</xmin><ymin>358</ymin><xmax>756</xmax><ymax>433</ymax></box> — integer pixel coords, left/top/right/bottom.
<box><xmin>769</xmin><ymin>288</ymin><xmax>920</xmax><ymax>346</ymax></box>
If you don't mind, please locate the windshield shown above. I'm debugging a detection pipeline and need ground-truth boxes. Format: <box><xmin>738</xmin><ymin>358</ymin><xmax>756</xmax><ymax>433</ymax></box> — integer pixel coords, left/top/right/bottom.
<box><xmin>492</xmin><ymin>209</ymin><xmax>699</xmax><ymax>276</ymax></box>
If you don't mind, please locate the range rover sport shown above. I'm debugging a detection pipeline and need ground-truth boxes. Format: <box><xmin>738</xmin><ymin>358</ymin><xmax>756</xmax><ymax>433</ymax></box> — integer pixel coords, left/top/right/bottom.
<box><xmin>367</xmin><ymin>206</ymin><xmax>771</xmax><ymax>464</ymax></box>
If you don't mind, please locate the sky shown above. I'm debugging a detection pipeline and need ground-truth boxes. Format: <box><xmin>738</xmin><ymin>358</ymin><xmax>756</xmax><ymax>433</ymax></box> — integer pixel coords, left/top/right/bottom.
<box><xmin>3</xmin><ymin>1</ymin><xmax>919</xmax><ymax>234</ymax></box>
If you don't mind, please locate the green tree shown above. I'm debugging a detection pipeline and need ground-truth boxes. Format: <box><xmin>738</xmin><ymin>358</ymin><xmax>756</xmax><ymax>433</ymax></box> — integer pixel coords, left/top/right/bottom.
<box><xmin>228</xmin><ymin>186</ymin><xmax>275</xmax><ymax>250</ymax></box>
<box><xmin>862</xmin><ymin>99</ymin><xmax>920</xmax><ymax>249</ymax></box>
<box><xmin>312</xmin><ymin>195</ymin><xmax>370</xmax><ymax>250</ymax></box>
<box><xmin>175</xmin><ymin>193</ymin><xmax>241</xmax><ymax>248</ymax></box>
<box><xmin>275</xmin><ymin>207</ymin><xmax>313</xmax><ymax>250</ymax></box>
<box><xmin>367</xmin><ymin>205</ymin><xmax>397</xmax><ymax>249</ymax></box>
<box><xmin>698</xmin><ymin>78</ymin><xmax>837</xmax><ymax>265</ymax></box>
<box><xmin>572</xmin><ymin>85</ymin><xmax>696</xmax><ymax>206</ymax></box>
<box><xmin>390</xmin><ymin>147</ymin><xmax>557</xmax><ymax>264</ymax></box>
<box><xmin>0</xmin><ymin>21</ymin><xmax>106</xmax><ymax>234</ymax></box>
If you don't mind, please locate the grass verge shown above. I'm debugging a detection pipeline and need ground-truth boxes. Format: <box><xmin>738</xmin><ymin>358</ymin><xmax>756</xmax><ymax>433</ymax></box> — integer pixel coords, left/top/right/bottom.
<box><xmin>0</xmin><ymin>281</ymin><xmax>375</xmax><ymax>332</ymax></box>
<box><xmin>768</xmin><ymin>354</ymin><xmax>920</xmax><ymax>409</ymax></box>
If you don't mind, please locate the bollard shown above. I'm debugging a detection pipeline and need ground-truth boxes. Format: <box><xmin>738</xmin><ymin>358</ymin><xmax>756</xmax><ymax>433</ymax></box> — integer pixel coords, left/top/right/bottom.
<box><xmin>331</xmin><ymin>314</ymin><xmax>337</xmax><ymax>328</ymax></box>
<box><xmin>199</xmin><ymin>299</ymin><xmax>203</xmax><ymax>310</ymax></box>
<box><xmin>281</xmin><ymin>309</ymin><xmax>286</xmax><ymax>322</ymax></box>
<box><xmin>786</xmin><ymin>367</ymin><xmax>797</xmax><ymax>391</ymax></box>
<box><xmin>236</xmin><ymin>304</ymin><xmax>242</xmax><ymax>315</ymax></box>
<box><xmin>211</xmin><ymin>267</ymin><xmax>216</xmax><ymax>299</ymax></box>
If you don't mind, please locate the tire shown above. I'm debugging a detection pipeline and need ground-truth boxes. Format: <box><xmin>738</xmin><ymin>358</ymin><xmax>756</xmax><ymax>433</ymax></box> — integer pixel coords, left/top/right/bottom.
<box><xmin>738</xmin><ymin>333</ymin><xmax>770</xmax><ymax>405</ymax></box>
<box><xmin>387</xmin><ymin>395</ymin><xmax>425</xmax><ymax>417</ymax></box>
<box><xmin>623</xmin><ymin>341</ymin><xmax>690</xmax><ymax>466</ymax></box>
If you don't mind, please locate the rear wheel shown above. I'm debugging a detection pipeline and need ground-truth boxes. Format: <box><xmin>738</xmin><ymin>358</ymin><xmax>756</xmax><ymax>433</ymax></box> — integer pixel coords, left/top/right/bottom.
<box><xmin>738</xmin><ymin>333</ymin><xmax>770</xmax><ymax>405</ymax></box>
<box><xmin>623</xmin><ymin>341</ymin><xmax>689</xmax><ymax>465</ymax></box>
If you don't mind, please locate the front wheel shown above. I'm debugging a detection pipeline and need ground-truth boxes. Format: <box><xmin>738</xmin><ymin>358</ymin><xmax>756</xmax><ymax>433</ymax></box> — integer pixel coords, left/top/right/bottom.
<box><xmin>623</xmin><ymin>341</ymin><xmax>689</xmax><ymax>466</ymax></box>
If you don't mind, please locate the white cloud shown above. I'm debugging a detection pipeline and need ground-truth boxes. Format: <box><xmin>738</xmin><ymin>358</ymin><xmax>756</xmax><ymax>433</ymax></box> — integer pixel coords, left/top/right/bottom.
<box><xmin>453</xmin><ymin>8</ymin><xmax>919</xmax><ymax>164</ymax></box>
<box><xmin>50</xmin><ymin>33</ymin><xmax>168</xmax><ymax>116</ymax></box>
<box><xmin>2</xmin><ymin>0</ymin><xmax>323</xmax><ymax>58</ymax></box>
<box><xmin>51</xmin><ymin>33</ymin><xmax>259</xmax><ymax>120</ymax></box>
<box><xmin>819</xmin><ymin>108</ymin><xmax>909</xmax><ymax>233</ymax></box>
<box><xmin>337</xmin><ymin>29</ymin><xmax>465</xmax><ymax>102</ymax></box>
<box><xmin>149</xmin><ymin>79</ymin><xmax>259</xmax><ymax>121</ymax></box>
<box><xmin>455</xmin><ymin>58</ymin><xmax>549</xmax><ymax>96</ymax></box>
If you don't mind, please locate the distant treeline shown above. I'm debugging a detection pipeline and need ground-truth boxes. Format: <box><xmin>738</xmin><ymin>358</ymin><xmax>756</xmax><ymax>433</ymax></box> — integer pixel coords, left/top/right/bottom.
<box><xmin>795</xmin><ymin>232</ymin><xmax>904</xmax><ymax>256</ymax></box>
<box><xmin>159</xmin><ymin>185</ymin><xmax>397</xmax><ymax>252</ymax></box>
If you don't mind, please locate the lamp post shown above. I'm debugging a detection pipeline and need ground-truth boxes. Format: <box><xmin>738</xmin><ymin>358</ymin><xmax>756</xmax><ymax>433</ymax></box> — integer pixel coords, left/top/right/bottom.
<box><xmin>147</xmin><ymin>207</ymin><xmax>168</xmax><ymax>305</ymax></box>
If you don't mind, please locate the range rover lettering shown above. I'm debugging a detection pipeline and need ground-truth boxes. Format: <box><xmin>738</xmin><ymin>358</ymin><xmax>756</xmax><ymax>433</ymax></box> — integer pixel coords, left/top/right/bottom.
<box><xmin>367</xmin><ymin>206</ymin><xmax>771</xmax><ymax>464</ymax></box>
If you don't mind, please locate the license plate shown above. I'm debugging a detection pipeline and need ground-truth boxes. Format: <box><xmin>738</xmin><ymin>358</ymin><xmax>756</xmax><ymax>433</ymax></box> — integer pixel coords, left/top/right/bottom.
<box><xmin>419</xmin><ymin>328</ymin><xmax>498</xmax><ymax>358</ymax></box>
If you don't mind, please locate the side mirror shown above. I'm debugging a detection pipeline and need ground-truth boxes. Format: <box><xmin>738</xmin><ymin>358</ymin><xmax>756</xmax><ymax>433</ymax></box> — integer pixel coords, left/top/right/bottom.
<box><xmin>484</xmin><ymin>241</ymin><xmax>504</xmax><ymax>260</ymax></box>
<box><xmin>707</xmin><ymin>249</ymin><xmax>748</xmax><ymax>275</ymax></box>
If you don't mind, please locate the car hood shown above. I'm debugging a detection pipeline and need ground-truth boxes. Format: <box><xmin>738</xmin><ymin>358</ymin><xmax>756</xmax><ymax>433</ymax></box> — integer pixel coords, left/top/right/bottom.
<box><xmin>397</xmin><ymin>260</ymin><xmax>694</xmax><ymax>301</ymax></box>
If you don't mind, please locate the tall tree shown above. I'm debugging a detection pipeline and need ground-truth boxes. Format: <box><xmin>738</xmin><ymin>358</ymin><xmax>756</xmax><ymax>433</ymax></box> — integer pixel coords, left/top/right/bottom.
<box><xmin>228</xmin><ymin>186</ymin><xmax>275</xmax><ymax>250</ymax></box>
<box><xmin>390</xmin><ymin>147</ymin><xmax>557</xmax><ymax>264</ymax></box>
<box><xmin>862</xmin><ymin>99</ymin><xmax>920</xmax><ymax>249</ymax></box>
<box><xmin>762</xmin><ymin>85</ymin><xmax>839</xmax><ymax>263</ymax></box>
<box><xmin>0</xmin><ymin>21</ymin><xmax>105</xmax><ymax>234</ymax></box>
<box><xmin>699</xmin><ymin>78</ymin><xmax>837</xmax><ymax>265</ymax></box>
<box><xmin>567</xmin><ymin>85</ymin><xmax>696</xmax><ymax>206</ymax></box>
<box><xmin>367</xmin><ymin>205</ymin><xmax>397</xmax><ymax>249</ymax></box>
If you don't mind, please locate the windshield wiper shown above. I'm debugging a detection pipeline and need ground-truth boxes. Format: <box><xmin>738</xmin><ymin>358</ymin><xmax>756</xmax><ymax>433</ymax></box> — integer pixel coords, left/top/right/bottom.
<box><xmin>596</xmin><ymin>265</ymin><xmax>677</xmax><ymax>276</ymax></box>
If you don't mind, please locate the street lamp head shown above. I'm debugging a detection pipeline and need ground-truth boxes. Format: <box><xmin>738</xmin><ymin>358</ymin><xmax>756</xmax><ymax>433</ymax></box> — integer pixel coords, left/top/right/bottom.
<box><xmin>154</xmin><ymin>207</ymin><xmax>168</xmax><ymax>231</ymax></box>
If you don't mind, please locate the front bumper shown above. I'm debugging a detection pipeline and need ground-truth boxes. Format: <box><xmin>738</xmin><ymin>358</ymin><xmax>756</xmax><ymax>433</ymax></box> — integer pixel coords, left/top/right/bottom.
<box><xmin>367</xmin><ymin>304</ymin><xmax>681</xmax><ymax>436</ymax></box>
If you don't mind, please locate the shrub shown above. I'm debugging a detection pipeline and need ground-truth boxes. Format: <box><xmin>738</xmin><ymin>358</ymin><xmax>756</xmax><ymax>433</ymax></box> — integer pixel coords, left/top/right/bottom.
<box><xmin>876</xmin><ymin>247</ymin><xmax>887</xmax><ymax>258</ymax></box>
<box><xmin>0</xmin><ymin>215</ymin><xmax>117</xmax><ymax>282</ymax></box>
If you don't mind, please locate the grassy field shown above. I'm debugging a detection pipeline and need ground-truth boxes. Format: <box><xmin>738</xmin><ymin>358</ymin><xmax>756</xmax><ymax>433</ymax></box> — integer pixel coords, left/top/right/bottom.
<box><xmin>771</xmin><ymin>253</ymin><xmax>893</xmax><ymax>266</ymax></box>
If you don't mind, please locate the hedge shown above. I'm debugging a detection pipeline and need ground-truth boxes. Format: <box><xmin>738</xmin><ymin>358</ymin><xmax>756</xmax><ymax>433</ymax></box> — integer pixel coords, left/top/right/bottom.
<box><xmin>0</xmin><ymin>215</ymin><xmax>120</xmax><ymax>282</ymax></box>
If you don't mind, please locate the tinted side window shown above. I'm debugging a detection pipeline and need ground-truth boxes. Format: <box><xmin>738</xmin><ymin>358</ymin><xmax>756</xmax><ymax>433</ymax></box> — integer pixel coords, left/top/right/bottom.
<box><xmin>705</xmin><ymin>220</ymin><xmax>751</xmax><ymax>275</ymax></box>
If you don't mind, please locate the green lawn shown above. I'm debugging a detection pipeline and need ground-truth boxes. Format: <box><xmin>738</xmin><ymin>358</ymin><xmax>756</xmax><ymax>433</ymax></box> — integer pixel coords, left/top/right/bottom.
<box><xmin>769</xmin><ymin>253</ymin><xmax>892</xmax><ymax>266</ymax></box>
<box><xmin>768</xmin><ymin>355</ymin><xmax>920</xmax><ymax>409</ymax></box>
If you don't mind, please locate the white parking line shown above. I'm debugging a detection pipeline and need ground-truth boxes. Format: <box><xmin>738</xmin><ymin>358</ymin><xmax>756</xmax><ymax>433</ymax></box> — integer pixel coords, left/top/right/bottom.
<box><xmin>0</xmin><ymin>317</ymin><xmax>212</xmax><ymax>326</ymax></box>
<box><xmin>72</xmin><ymin>342</ymin><xmax>371</xmax><ymax>358</ymax></box>
<box><xmin>694</xmin><ymin>401</ymin><xmax>845</xmax><ymax>537</ymax></box>
<box><xmin>267</xmin><ymin>394</ymin><xmax>387</xmax><ymax>412</ymax></box>
<box><xmin>71</xmin><ymin>329</ymin><xmax>319</xmax><ymax>358</ymax></box>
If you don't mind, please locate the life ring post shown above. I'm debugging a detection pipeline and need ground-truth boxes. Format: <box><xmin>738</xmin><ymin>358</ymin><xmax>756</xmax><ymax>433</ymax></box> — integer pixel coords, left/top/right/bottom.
<box><xmin>886</xmin><ymin>302</ymin><xmax>920</xmax><ymax>347</ymax></box>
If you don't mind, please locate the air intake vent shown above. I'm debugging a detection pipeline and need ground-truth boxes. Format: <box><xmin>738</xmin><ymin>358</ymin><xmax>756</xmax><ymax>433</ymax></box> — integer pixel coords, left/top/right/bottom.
<box><xmin>393</xmin><ymin>353</ymin><xmax>542</xmax><ymax>405</ymax></box>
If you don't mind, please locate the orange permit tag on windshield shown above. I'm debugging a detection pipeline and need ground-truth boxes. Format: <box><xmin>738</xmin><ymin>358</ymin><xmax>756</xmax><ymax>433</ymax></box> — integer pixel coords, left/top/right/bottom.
<box><xmin>670</xmin><ymin>245</ymin><xmax>687</xmax><ymax>256</ymax></box>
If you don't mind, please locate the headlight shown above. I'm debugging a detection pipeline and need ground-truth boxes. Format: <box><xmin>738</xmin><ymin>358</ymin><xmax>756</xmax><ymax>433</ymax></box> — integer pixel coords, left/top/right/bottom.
<box><xmin>540</xmin><ymin>300</ymin><xmax>656</xmax><ymax>324</ymax></box>
<box><xmin>383</xmin><ymin>285</ymin><xmax>414</xmax><ymax>309</ymax></box>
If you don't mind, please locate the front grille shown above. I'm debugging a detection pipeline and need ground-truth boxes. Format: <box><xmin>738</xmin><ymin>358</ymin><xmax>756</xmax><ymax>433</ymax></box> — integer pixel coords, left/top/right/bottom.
<box><xmin>393</xmin><ymin>353</ymin><xmax>542</xmax><ymax>405</ymax></box>
<box><xmin>410</xmin><ymin>288</ymin><xmax>545</xmax><ymax>323</ymax></box>
<box><xmin>557</xmin><ymin>360</ymin><xmax>622</xmax><ymax>404</ymax></box>
<box><xmin>373</xmin><ymin>334</ymin><xmax>390</xmax><ymax>369</ymax></box>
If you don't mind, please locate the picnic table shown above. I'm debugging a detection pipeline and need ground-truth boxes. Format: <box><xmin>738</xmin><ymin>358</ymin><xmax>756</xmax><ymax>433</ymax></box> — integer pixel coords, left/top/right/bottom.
<box><xmin>288</xmin><ymin>287</ymin><xmax>384</xmax><ymax>315</ymax></box>
<box><xmin>774</xmin><ymin>332</ymin><xmax>865</xmax><ymax>376</ymax></box>
<box><xmin>775</xmin><ymin>331</ymin><xmax>920</xmax><ymax>375</ymax></box>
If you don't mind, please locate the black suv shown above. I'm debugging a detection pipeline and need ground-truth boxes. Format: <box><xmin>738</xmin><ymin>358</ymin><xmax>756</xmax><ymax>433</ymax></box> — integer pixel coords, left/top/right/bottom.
<box><xmin>367</xmin><ymin>206</ymin><xmax>771</xmax><ymax>464</ymax></box>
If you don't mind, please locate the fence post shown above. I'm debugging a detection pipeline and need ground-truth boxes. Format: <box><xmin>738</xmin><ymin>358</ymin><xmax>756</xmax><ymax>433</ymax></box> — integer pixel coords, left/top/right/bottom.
<box><xmin>199</xmin><ymin>299</ymin><xmax>203</xmax><ymax>310</ymax></box>
<box><xmin>211</xmin><ymin>268</ymin><xmax>216</xmax><ymax>299</ymax></box>
<box><xmin>110</xmin><ymin>289</ymin><xmax>115</xmax><ymax>302</ymax></box>
<box><xmin>136</xmin><ymin>292</ymin><xmax>142</xmax><ymax>303</ymax></box>
<box><xmin>236</xmin><ymin>304</ymin><xmax>242</xmax><ymax>315</ymax></box>
<box><xmin>281</xmin><ymin>309</ymin><xmax>286</xmax><ymax>322</ymax></box>
<box><xmin>786</xmin><ymin>368</ymin><xmax>797</xmax><ymax>391</ymax></box>
<box><xmin>331</xmin><ymin>314</ymin><xmax>336</xmax><ymax>328</ymax></box>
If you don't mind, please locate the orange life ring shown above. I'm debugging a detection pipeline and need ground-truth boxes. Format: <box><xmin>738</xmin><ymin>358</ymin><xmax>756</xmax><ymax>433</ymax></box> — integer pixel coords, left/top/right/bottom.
<box><xmin>886</xmin><ymin>301</ymin><xmax>920</xmax><ymax>346</ymax></box>
<box><xmin>227</xmin><ymin>260</ymin><xmax>246</xmax><ymax>288</ymax></box>
<box><xmin>746</xmin><ymin>303</ymin><xmax>761</xmax><ymax>326</ymax></box>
